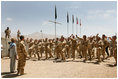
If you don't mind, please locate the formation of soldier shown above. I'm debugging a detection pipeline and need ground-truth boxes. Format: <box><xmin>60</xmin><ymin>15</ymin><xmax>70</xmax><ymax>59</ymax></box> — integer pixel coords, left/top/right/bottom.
<box><xmin>24</xmin><ymin>34</ymin><xmax>117</xmax><ymax>65</ymax></box>
<box><xmin>4</xmin><ymin>27</ymin><xmax>117</xmax><ymax>67</ymax></box>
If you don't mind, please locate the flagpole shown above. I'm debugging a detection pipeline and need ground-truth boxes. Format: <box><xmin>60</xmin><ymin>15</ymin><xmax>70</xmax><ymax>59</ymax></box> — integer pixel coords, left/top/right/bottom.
<box><xmin>72</xmin><ymin>15</ymin><xmax>74</xmax><ymax>35</ymax></box>
<box><xmin>72</xmin><ymin>24</ymin><xmax>73</xmax><ymax>35</ymax></box>
<box><xmin>76</xmin><ymin>23</ymin><xmax>77</xmax><ymax>35</ymax></box>
<box><xmin>80</xmin><ymin>26</ymin><xmax>81</xmax><ymax>37</ymax></box>
<box><xmin>55</xmin><ymin>19</ymin><xmax>56</xmax><ymax>39</ymax></box>
<box><xmin>67</xmin><ymin>23</ymin><xmax>69</xmax><ymax>37</ymax></box>
<box><xmin>80</xmin><ymin>19</ymin><xmax>81</xmax><ymax>37</ymax></box>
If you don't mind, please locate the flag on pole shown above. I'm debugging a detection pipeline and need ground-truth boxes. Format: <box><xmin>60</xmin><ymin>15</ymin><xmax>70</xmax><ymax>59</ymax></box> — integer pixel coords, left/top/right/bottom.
<box><xmin>72</xmin><ymin>15</ymin><xmax>74</xmax><ymax>23</ymax></box>
<box><xmin>76</xmin><ymin>17</ymin><xmax>78</xmax><ymax>24</ymax></box>
<box><xmin>55</xmin><ymin>5</ymin><xmax>57</xmax><ymax>19</ymax></box>
<box><xmin>80</xmin><ymin>19</ymin><xmax>81</xmax><ymax>26</ymax></box>
<box><xmin>67</xmin><ymin>12</ymin><xmax>69</xmax><ymax>23</ymax></box>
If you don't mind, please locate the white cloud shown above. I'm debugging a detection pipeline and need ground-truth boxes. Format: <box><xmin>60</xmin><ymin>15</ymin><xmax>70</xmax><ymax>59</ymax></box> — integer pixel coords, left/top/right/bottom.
<box><xmin>86</xmin><ymin>9</ymin><xmax>116</xmax><ymax>19</ymax></box>
<box><xmin>6</xmin><ymin>17</ymin><xmax>13</xmax><ymax>21</ymax></box>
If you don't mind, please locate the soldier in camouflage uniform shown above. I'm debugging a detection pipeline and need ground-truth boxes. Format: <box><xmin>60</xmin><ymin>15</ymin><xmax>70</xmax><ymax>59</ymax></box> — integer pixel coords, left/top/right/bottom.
<box><xmin>65</xmin><ymin>38</ymin><xmax>71</xmax><ymax>58</ymax></box>
<box><xmin>48</xmin><ymin>39</ymin><xmax>53</xmax><ymax>55</ymax></box>
<box><xmin>88</xmin><ymin>37</ymin><xmax>94</xmax><ymax>60</ymax></box>
<box><xmin>55</xmin><ymin>36</ymin><xmax>66</xmax><ymax>61</ymax></box>
<box><xmin>54</xmin><ymin>38</ymin><xmax>59</xmax><ymax>57</ymax></box>
<box><xmin>101</xmin><ymin>35</ymin><xmax>109</xmax><ymax>61</ymax></box>
<box><xmin>39</xmin><ymin>39</ymin><xmax>44</xmax><ymax>58</ymax></box>
<box><xmin>110</xmin><ymin>36</ymin><xmax>117</xmax><ymax>65</ymax></box>
<box><xmin>34</xmin><ymin>39</ymin><xmax>40</xmax><ymax>60</ymax></box>
<box><xmin>17</xmin><ymin>30</ymin><xmax>21</xmax><ymax>41</ymax></box>
<box><xmin>95</xmin><ymin>36</ymin><xmax>102</xmax><ymax>62</ymax></box>
<box><xmin>81</xmin><ymin>35</ymin><xmax>88</xmax><ymax>62</ymax></box>
<box><xmin>71</xmin><ymin>36</ymin><xmax>77</xmax><ymax>60</ymax></box>
<box><xmin>28</xmin><ymin>38</ymin><xmax>34</xmax><ymax>58</ymax></box>
<box><xmin>44</xmin><ymin>38</ymin><xmax>53</xmax><ymax>59</ymax></box>
<box><xmin>17</xmin><ymin>35</ymin><xmax>27</xmax><ymax>75</ymax></box>
<box><xmin>4</xmin><ymin>27</ymin><xmax>11</xmax><ymax>39</ymax></box>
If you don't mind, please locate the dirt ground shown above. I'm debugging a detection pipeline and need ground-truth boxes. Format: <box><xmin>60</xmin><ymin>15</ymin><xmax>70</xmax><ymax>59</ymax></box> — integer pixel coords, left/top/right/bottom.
<box><xmin>1</xmin><ymin>57</ymin><xmax>117</xmax><ymax>78</ymax></box>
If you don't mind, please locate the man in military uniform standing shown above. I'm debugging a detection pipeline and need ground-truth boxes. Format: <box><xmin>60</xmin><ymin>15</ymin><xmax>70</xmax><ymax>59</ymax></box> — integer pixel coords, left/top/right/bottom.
<box><xmin>17</xmin><ymin>35</ymin><xmax>27</xmax><ymax>75</ymax></box>
<box><xmin>4</xmin><ymin>27</ymin><xmax>11</xmax><ymax>39</ymax></box>
<box><xmin>71</xmin><ymin>36</ymin><xmax>77</xmax><ymax>60</ymax></box>
<box><xmin>110</xmin><ymin>36</ymin><xmax>117</xmax><ymax>65</ymax></box>
<box><xmin>101</xmin><ymin>34</ymin><xmax>109</xmax><ymax>61</ymax></box>
<box><xmin>17</xmin><ymin>30</ymin><xmax>21</xmax><ymax>41</ymax></box>
<box><xmin>81</xmin><ymin>35</ymin><xmax>88</xmax><ymax>62</ymax></box>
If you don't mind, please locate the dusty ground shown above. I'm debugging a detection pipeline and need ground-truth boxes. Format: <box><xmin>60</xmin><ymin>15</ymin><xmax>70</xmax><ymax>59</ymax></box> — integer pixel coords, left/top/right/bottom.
<box><xmin>1</xmin><ymin>57</ymin><xmax>117</xmax><ymax>78</ymax></box>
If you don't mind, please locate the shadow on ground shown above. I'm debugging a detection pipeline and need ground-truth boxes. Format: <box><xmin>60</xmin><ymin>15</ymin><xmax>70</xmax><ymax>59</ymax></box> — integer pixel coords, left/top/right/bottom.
<box><xmin>105</xmin><ymin>64</ymin><xmax>117</xmax><ymax>67</ymax></box>
<box><xmin>1</xmin><ymin>72</ymin><xmax>20</xmax><ymax>78</ymax></box>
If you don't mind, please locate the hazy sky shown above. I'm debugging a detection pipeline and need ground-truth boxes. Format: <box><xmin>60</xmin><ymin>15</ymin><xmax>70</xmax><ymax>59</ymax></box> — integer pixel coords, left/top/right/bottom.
<box><xmin>1</xmin><ymin>1</ymin><xmax>117</xmax><ymax>37</ymax></box>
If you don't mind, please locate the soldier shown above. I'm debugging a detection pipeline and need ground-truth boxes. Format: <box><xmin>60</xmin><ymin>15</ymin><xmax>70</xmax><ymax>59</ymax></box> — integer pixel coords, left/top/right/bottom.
<box><xmin>71</xmin><ymin>36</ymin><xmax>77</xmax><ymax>60</ymax></box>
<box><xmin>55</xmin><ymin>36</ymin><xmax>66</xmax><ymax>61</ymax></box>
<box><xmin>44</xmin><ymin>38</ymin><xmax>53</xmax><ymax>59</ymax></box>
<box><xmin>28</xmin><ymin>38</ymin><xmax>34</xmax><ymax>58</ymax></box>
<box><xmin>65</xmin><ymin>38</ymin><xmax>71</xmax><ymax>58</ymax></box>
<box><xmin>17</xmin><ymin>30</ymin><xmax>21</xmax><ymax>41</ymax></box>
<box><xmin>88</xmin><ymin>37</ymin><xmax>94</xmax><ymax>60</ymax></box>
<box><xmin>110</xmin><ymin>36</ymin><xmax>117</xmax><ymax>65</ymax></box>
<box><xmin>95</xmin><ymin>36</ymin><xmax>102</xmax><ymax>62</ymax></box>
<box><xmin>4</xmin><ymin>27</ymin><xmax>11</xmax><ymax>39</ymax></box>
<box><xmin>48</xmin><ymin>39</ymin><xmax>53</xmax><ymax>54</ymax></box>
<box><xmin>54</xmin><ymin>38</ymin><xmax>59</xmax><ymax>56</ymax></box>
<box><xmin>39</xmin><ymin>40</ymin><xmax>44</xmax><ymax>58</ymax></box>
<box><xmin>81</xmin><ymin>35</ymin><xmax>88</xmax><ymax>62</ymax></box>
<box><xmin>76</xmin><ymin>36</ymin><xmax>83</xmax><ymax>58</ymax></box>
<box><xmin>101</xmin><ymin>34</ymin><xmax>109</xmax><ymax>61</ymax></box>
<box><xmin>34</xmin><ymin>39</ymin><xmax>40</xmax><ymax>60</ymax></box>
<box><xmin>17</xmin><ymin>35</ymin><xmax>27</xmax><ymax>75</ymax></box>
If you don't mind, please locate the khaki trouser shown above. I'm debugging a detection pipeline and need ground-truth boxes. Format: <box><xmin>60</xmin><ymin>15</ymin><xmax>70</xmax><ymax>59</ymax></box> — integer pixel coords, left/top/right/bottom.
<box><xmin>45</xmin><ymin>48</ymin><xmax>53</xmax><ymax>59</ymax></box>
<box><xmin>88</xmin><ymin>48</ymin><xmax>92</xmax><ymax>60</ymax></box>
<box><xmin>114</xmin><ymin>48</ymin><xmax>117</xmax><ymax>65</ymax></box>
<box><xmin>82</xmin><ymin>46</ymin><xmax>87</xmax><ymax>61</ymax></box>
<box><xmin>56</xmin><ymin>49</ymin><xmax>65</xmax><ymax>61</ymax></box>
<box><xmin>97</xmin><ymin>48</ymin><xmax>101</xmax><ymax>62</ymax></box>
<box><xmin>101</xmin><ymin>48</ymin><xmax>105</xmax><ymax>61</ymax></box>
<box><xmin>17</xmin><ymin>55</ymin><xmax>26</xmax><ymax>75</ymax></box>
<box><xmin>72</xmin><ymin>47</ymin><xmax>76</xmax><ymax>60</ymax></box>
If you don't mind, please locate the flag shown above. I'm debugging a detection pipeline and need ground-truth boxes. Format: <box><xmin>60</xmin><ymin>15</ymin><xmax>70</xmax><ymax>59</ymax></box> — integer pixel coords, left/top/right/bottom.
<box><xmin>55</xmin><ymin>5</ymin><xmax>57</xmax><ymax>19</ymax></box>
<box><xmin>76</xmin><ymin>17</ymin><xmax>78</xmax><ymax>24</ymax></box>
<box><xmin>72</xmin><ymin>15</ymin><xmax>74</xmax><ymax>23</ymax></box>
<box><xmin>67</xmin><ymin>12</ymin><xmax>69</xmax><ymax>23</ymax></box>
<box><xmin>80</xmin><ymin>19</ymin><xmax>81</xmax><ymax>26</ymax></box>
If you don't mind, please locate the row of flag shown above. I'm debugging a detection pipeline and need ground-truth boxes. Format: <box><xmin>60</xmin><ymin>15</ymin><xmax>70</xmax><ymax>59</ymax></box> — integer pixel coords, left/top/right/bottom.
<box><xmin>55</xmin><ymin>5</ymin><xmax>81</xmax><ymax>26</ymax></box>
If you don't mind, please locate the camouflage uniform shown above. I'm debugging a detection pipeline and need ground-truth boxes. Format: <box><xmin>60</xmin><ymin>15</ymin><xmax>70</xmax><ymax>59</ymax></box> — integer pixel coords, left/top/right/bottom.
<box><xmin>17</xmin><ymin>30</ymin><xmax>21</xmax><ymax>41</ymax></box>
<box><xmin>56</xmin><ymin>41</ymin><xmax>65</xmax><ymax>61</ymax></box>
<box><xmin>34</xmin><ymin>41</ymin><xmax>40</xmax><ymax>60</ymax></box>
<box><xmin>44</xmin><ymin>40</ymin><xmax>53</xmax><ymax>59</ymax></box>
<box><xmin>88</xmin><ymin>39</ymin><xmax>93</xmax><ymax>60</ymax></box>
<box><xmin>71</xmin><ymin>38</ymin><xmax>77</xmax><ymax>60</ymax></box>
<box><xmin>39</xmin><ymin>43</ymin><xmax>44</xmax><ymax>58</ymax></box>
<box><xmin>110</xmin><ymin>37</ymin><xmax>117</xmax><ymax>65</ymax></box>
<box><xmin>81</xmin><ymin>36</ymin><xmax>88</xmax><ymax>61</ymax></box>
<box><xmin>95</xmin><ymin>39</ymin><xmax>102</xmax><ymax>62</ymax></box>
<box><xmin>101</xmin><ymin>38</ymin><xmax>109</xmax><ymax>61</ymax></box>
<box><xmin>65</xmin><ymin>39</ymin><xmax>71</xmax><ymax>58</ymax></box>
<box><xmin>28</xmin><ymin>40</ymin><xmax>34</xmax><ymax>57</ymax></box>
<box><xmin>17</xmin><ymin>40</ymin><xmax>27</xmax><ymax>75</ymax></box>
